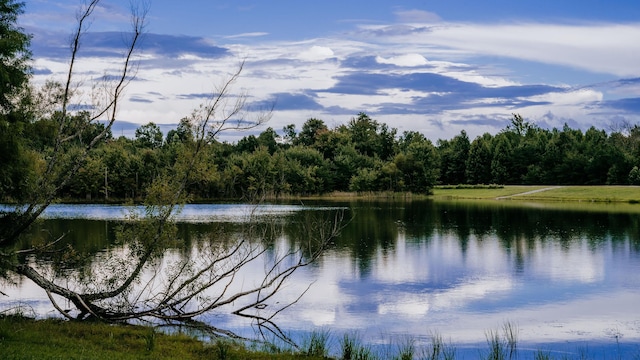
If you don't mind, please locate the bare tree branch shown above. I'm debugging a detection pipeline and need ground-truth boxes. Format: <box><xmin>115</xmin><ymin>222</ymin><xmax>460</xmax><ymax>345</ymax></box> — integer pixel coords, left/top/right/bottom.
<box><xmin>1</xmin><ymin>0</ymin><xmax>346</xmax><ymax>347</ymax></box>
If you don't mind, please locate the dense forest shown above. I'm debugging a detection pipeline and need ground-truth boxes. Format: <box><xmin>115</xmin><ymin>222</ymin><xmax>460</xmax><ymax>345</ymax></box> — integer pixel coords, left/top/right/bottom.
<box><xmin>3</xmin><ymin>110</ymin><xmax>640</xmax><ymax>202</ymax></box>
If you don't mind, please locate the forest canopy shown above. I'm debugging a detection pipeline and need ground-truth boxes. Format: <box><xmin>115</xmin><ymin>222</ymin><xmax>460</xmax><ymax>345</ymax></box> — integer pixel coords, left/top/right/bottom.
<box><xmin>3</xmin><ymin>111</ymin><xmax>640</xmax><ymax>203</ymax></box>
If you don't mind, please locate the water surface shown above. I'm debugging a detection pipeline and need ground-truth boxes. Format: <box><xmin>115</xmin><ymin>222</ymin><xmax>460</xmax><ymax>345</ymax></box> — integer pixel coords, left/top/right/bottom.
<box><xmin>3</xmin><ymin>200</ymin><xmax>639</xmax><ymax>356</ymax></box>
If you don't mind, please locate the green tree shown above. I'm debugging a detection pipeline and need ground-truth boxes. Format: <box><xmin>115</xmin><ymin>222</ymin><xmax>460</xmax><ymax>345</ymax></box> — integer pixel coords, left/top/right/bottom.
<box><xmin>238</xmin><ymin>146</ymin><xmax>276</xmax><ymax>199</ymax></box>
<box><xmin>135</xmin><ymin>122</ymin><xmax>163</xmax><ymax>149</ymax></box>
<box><xmin>546</xmin><ymin>125</ymin><xmax>587</xmax><ymax>184</ymax></box>
<box><xmin>235</xmin><ymin>134</ymin><xmax>259</xmax><ymax>153</ymax></box>
<box><xmin>582</xmin><ymin>127</ymin><xmax>615</xmax><ymax>184</ymax></box>
<box><xmin>166</xmin><ymin>117</ymin><xmax>194</xmax><ymax>145</ymax></box>
<box><xmin>282</xmin><ymin>123</ymin><xmax>297</xmax><ymax>145</ymax></box>
<box><xmin>296</xmin><ymin>117</ymin><xmax>328</xmax><ymax>147</ymax></box>
<box><xmin>0</xmin><ymin>0</ymin><xmax>33</xmax><ymax>200</ymax></box>
<box><xmin>0</xmin><ymin>0</ymin><xmax>31</xmax><ymax>110</ymax></box>
<box><xmin>349</xmin><ymin>165</ymin><xmax>381</xmax><ymax>192</ymax></box>
<box><xmin>257</xmin><ymin>126</ymin><xmax>279</xmax><ymax>154</ymax></box>
<box><xmin>466</xmin><ymin>133</ymin><xmax>494</xmax><ymax>184</ymax></box>
<box><xmin>438</xmin><ymin>130</ymin><xmax>470</xmax><ymax>184</ymax></box>
<box><xmin>395</xmin><ymin>131</ymin><xmax>439</xmax><ymax>193</ymax></box>
<box><xmin>347</xmin><ymin>112</ymin><xmax>381</xmax><ymax>158</ymax></box>
<box><xmin>629</xmin><ymin>166</ymin><xmax>640</xmax><ymax>185</ymax></box>
<box><xmin>491</xmin><ymin>134</ymin><xmax>512</xmax><ymax>184</ymax></box>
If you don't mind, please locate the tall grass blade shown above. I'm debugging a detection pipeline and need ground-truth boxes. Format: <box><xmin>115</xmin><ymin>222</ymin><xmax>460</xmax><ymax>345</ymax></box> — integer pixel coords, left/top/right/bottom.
<box><xmin>303</xmin><ymin>329</ymin><xmax>332</xmax><ymax>357</ymax></box>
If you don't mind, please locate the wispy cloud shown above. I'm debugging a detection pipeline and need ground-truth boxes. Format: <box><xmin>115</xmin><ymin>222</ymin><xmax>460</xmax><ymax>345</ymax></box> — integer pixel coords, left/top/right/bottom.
<box><xmin>356</xmin><ymin>22</ymin><xmax>640</xmax><ymax>77</ymax></box>
<box><xmin>224</xmin><ymin>32</ymin><xmax>269</xmax><ymax>39</ymax></box>
<box><xmin>31</xmin><ymin>30</ymin><xmax>229</xmax><ymax>60</ymax></box>
<box><xmin>393</xmin><ymin>9</ymin><xmax>441</xmax><ymax>23</ymax></box>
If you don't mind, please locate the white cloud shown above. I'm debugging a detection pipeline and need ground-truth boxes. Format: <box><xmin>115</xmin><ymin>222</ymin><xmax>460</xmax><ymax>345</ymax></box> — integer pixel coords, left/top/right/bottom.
<box><xmin>298</xmin><ymin>45</ymin><xmax>335</xmax><ymax>61</ymax></box>
<box><xmin>28</xmin><ymin>6</ymin><xmax>640</xmax><ymax>143</ymax></box>
<box><xmin>378</xmin><ymin>294</ymin><xmax>430</xmax><ymax>317</ymax></box>
<box><xmin>527</xmin><ymin>89</ymin><xmax>603</xmax><ymax>106</ymax></box>
<box><xmin>431</xmin><ymin>277</ymin><xmax>513</xmax><ymax>310</ymax></box>
<box><xmin>369</xmin><ymin>22</ymin><xmax>640</xmax><ymax>77</ymax></box>
<box><xmin>376</xmin><ymin>53</ymin><xmax>428</xmax><ymax>67</ymax></box>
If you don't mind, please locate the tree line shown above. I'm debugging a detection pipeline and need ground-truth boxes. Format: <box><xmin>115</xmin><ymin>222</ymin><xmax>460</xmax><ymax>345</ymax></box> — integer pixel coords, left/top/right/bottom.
<box><xmin>4</xmin><ymin>109</ymin><xmax>640</xmax><ymax>202</ymax></box>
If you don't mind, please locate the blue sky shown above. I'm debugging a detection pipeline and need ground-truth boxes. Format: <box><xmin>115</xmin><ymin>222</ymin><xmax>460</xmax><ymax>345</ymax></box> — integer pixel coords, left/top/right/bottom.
<box><xmin>22</xmin><ymin>0</ymin><xmax>640</xmax><ymax>141</ymax></box>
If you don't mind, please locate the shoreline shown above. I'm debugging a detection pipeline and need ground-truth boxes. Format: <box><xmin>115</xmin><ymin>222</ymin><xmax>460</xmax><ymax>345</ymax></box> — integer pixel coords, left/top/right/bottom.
<box><xmin>1</xmin><ymin>315</ymin><xmax>637</xmax><ymax>359</ymax></box>
<box><xmin>3</xmin><ymin>185</ymin><xmax>639</xmax><ymax>206</ymax></box>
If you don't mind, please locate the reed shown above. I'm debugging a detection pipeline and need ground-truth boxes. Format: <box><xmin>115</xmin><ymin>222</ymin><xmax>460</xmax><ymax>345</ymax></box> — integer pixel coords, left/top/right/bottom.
<box><xmin>422</xmin><ymin>332</ymin><xmax>456</xmax><ymax>360</ymax></box>
<box><xmin>339</xmin><ymin>333</ymin><xmax>377</xmax><ymax>360</ymax></box>
<box><xmin>302</xmin><ymin>329</ymin><xmax>332</xmax><ymax>357</ymax></box>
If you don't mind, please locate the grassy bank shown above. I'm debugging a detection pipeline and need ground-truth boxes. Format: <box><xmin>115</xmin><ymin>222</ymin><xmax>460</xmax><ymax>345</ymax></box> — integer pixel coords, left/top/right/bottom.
<box><xmin>0</xmin><ymin>316</ymin><xmax>321</xmax><ymax>360</ymax></box>
<box><xmin>294</xmin><ymin>185</ymin><xmax>640</xmax><ymax>204</ymax></box>
<box><xmin>432</xmin><ymin>185</ymin><xmax>640</xmax><ymax>203</ymax></box>
<box><xmin>1</xmin><ymin>316</ymin><xmax>636</xmax><ymax>359</ymax></box>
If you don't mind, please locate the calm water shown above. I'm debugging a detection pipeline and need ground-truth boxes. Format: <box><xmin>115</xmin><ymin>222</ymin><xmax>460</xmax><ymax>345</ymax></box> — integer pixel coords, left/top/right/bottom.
<box><xmin>2</xmin><ymin>200</ymin><xmax>640</xmax><ymax>357</ymax></box>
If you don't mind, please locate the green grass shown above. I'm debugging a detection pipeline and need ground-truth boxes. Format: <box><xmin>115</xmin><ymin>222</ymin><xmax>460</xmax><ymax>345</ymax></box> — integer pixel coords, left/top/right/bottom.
<box><xmin>432</xmin><ymin>185</ymin><xmax>640</xmax><ymax>203</ymax></box>
<box><xmin>515</xmin><ymin>185</ymin><xmax>640</xmax><ymax>202</ymax></box>
<box><xmin>432</xmin><ymin>186</ymin><xmax>548</xmax><ymax>199</ymax></box>
<box><xmin>1</xmin><ymin>316</ymin><xmax>637</xmax><ymax>359</ymax></box>
<box><xmin>0</xmin><ymin>315</ymin><xmax>323</xmax><ymax>360</ymax></box>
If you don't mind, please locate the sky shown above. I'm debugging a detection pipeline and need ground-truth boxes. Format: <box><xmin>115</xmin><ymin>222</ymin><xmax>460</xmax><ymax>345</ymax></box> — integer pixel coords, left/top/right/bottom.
<box><xmin>21</xmin><ymin>0</ymin><xmax>640</xmax><ymax>142</ymax></box>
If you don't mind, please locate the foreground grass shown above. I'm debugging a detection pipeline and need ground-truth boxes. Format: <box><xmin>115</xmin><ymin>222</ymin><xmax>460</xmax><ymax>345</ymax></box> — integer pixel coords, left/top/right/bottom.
<box><xmin>2</xmin><ymin>316</ymin><xmax>636</xmax><ymax>360</ymax></box>
<box><xmin>0</xmin><ymin>316</ymin><xmax>321</xmax><ymax>360</ymax></box>
<box><xmin>432</xmin><ymin>185</ymin><xmax>640</xmax><ymax>203</ymax></box>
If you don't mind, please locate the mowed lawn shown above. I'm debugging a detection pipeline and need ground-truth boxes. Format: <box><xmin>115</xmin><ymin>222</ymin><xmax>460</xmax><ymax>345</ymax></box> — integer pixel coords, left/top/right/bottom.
<box><xmin>432</xmin><ymin>185</ymin><xmax>640</xmax><ymax>203</ymax></box>
<box><xmin>432</xmin><ymin>186</ymin><xmax>548</xmax><ymax>199</ymax></box>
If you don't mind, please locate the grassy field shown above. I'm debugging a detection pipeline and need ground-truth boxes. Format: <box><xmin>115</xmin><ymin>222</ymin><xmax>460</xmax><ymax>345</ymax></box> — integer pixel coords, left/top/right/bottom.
<box><xmin>432</xmin><ymin>185</ymin><xmax>640</xmax><ymax>203</ymax></box>
<box><xmin>432</xmin><ymin>185</ymin><xmax>547</xmax><ymax>199</ymax></box>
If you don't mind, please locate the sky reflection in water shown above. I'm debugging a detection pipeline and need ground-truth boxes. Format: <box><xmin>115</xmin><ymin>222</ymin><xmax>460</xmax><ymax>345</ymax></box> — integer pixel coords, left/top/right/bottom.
<box><xmin>3</xmin><ymin>201</ymin><xmax>640</xmax><ymax>354</ymax></box>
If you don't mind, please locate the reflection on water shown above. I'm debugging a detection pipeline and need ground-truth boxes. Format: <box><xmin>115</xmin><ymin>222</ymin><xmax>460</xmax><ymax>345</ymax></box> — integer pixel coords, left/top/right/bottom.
<box><xmin>0</xmin><ymin>203</ymin><xmax>328</xmax><ymax>222</ymax></box>
<box><xmin>3</xmin><ymin>200</ymin><xmax>640</xmax><ymax>355</ymax></box>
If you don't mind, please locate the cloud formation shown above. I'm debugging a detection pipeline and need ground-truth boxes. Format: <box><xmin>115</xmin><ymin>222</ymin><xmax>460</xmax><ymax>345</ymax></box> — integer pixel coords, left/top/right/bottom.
<box><xmin>26</xmin><ymin>3</ymin><xmax>640</xmax><ymax>142</ymax></box>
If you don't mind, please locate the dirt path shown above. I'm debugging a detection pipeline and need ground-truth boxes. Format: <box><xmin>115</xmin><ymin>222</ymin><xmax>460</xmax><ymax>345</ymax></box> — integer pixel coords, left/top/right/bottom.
<box><xmin>495</xmin><ymin>186</ymin><xmax>565</xmax><ymax>200</ymax></box>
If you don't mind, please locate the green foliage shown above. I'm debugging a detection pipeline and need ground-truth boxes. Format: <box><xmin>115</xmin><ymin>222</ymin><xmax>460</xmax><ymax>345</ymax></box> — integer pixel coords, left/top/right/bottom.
<box><xmin>297</xmin><ymin>117</ymin><xmax>328</xmax><ymax>147</ymax></box>
<box><xmin>135</xmin><ymin>122</ymin><xmax>164</xmax><ymax>149</ymax></box>
<box><xmin>466</xmin><ymin>133</ymin><xmax>493</xmax><ymax>185</ymax></box>
<box><xmin>0</xmin><ymin>0</ymin><xmax>34</xmax><ymax>200</ymax></box>
<box><xmin>0</xmin><ymin>0</ymin><xmax>31</xmax><ymax>110</ymax></box>
<box><xmin>4</xmin><ymin>106</ymin><xmax>640</xmax><ymax>203</ymax></box>
<box><xmin>166</xmin><ymin>117</ymin><xmax>194</xmax><ymax>145</ymax></box>
<box><xmin>438</xmin><ymin>130</ymin><xmax>470</xmax><ymax>185</ymax></box>
<box><xmin>0</xmin><ymin>124</ymin><xmax>38</xmax><ymax>200</ymax></box>
<box><xmin>257</xmin><ymin>126</ymin><xmax>280</xmax><ymax>154</ymax></box>
<box><xmin>629</xmin><ymin>166</ymin><xmax>640</xmax><ymax>185</ymax></box>
<box><xmin>302</xmin><ymin>329</ymin><xmax>331</xmax><ymax>357</ymax></box>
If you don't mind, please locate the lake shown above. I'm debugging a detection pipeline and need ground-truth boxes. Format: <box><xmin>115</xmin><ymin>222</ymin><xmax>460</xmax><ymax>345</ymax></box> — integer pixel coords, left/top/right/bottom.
<box><xmin>2</xmin><ymin>200</ymin><xmax>640</xmax><ymax>357</ymax></box>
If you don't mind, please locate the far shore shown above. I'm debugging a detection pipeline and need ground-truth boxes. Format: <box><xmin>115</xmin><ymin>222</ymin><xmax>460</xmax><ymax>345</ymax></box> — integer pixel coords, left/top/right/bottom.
<box><xmin>296</xmin><ymin>185</ymin><xmax>640</xmax><ymax>204</ymax></box>
<box><xmin>4</xmin><ymin>185</ymin><xmax>640</xmax><ymax>206</ymax></box>
<box><xmin>430</xmin><ymin>185</ymin><xmax>640</xmax><ymax>203</ymax></box>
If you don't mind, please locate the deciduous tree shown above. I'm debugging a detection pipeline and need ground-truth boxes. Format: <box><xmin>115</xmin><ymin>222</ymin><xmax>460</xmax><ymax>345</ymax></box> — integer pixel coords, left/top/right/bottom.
<box><xmin>0</xmin><ymin>1</ymin><xmax>342</xmax><ymax>344</ymax></box>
